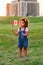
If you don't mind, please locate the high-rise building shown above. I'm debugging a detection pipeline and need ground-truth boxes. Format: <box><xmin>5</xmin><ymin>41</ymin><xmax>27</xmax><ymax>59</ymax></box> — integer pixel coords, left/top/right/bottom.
<box><xmin>6</xmin><ymin>3</ymin><xmax>10</xmax><ymax>16</ymax></box>
<box><xmin>27</xmin><ymin>2</ymin><xmax>39</xmax><ymax>16</ymax></box>
<box><xmin>6</xmin><ymin>0</ymin><xmax>39</xmax><ymax>16</ymax></box>
<box><xmin>17</xmin><ymin>1</ymin><xmax>39</xmax><ymax>16</ymax></box>
<box><xmin>6</xmin><ymin>1</ymin><xmax>18</xmax><ymax>16</ymax></box>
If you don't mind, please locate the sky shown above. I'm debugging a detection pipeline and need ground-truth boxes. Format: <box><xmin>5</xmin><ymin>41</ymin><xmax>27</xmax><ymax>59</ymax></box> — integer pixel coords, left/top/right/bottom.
<box><xmin>0</xmin><ymin>0</ymin><xmax>12</xmax><ymax>16</ymax></box>
<box><xmin>0</xmin><ymin>0</ymin><xmax>43</xmax><ymax>16</ymax></box>
<box><xmin>38</xmin><ymin>0</ymin><xmax>43</xmax><ymax>16</ymax></box>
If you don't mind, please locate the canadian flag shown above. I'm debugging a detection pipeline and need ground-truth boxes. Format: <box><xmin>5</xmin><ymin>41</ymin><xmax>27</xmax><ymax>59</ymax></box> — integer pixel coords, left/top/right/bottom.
<box><xmin>12</xmin><ymin>20</ymin><xmax>18</xmax><ymax>25</ymax></box>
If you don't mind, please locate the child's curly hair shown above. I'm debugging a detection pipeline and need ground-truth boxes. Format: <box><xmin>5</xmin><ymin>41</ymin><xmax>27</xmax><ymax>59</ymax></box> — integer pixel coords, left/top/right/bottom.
<box><xmin>19</xmin><ymin>17</ymin><xmax>28</xmax><ymax>27</ymax></box>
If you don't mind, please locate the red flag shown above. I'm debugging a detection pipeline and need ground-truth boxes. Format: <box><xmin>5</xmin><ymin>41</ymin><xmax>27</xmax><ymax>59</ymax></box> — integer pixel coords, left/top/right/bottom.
<box><xmin>12</xmin><ymin>21</ymin><xmax>14</xmax><ymax>25</ymax></box>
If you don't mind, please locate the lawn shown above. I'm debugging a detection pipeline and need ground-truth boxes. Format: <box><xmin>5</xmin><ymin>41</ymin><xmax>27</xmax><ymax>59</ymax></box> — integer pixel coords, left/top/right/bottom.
<box><xmin>0</xmin><ymin>16</ymin><xmax>43</xmax><ymax>65</ymax></box>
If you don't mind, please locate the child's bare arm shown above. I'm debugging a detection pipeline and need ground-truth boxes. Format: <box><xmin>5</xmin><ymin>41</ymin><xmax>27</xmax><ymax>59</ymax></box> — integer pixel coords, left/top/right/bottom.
<box><xmin>12</xmin><ymin>29</ymin><xmax>19</xmax><ymax>36</ymax></box>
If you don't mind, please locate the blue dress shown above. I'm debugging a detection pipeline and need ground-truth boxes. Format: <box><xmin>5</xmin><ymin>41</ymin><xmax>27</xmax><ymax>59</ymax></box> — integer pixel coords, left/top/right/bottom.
<box><xmin>18</xmin><ymin>28</ymin><xmax>28</xmax><ymax>48</ymax></box>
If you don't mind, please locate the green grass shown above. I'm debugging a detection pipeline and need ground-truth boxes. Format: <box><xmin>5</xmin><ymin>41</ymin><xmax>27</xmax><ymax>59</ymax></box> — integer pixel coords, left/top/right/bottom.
<box><xmin>0</xmin><ymin>17</ymin><xmax>43</xmax><ymax>65</ymax></box>
<box><xmin>0</xmin><ymin>16</ymin><xmax>43</xmax><ymax>23</ymax></box>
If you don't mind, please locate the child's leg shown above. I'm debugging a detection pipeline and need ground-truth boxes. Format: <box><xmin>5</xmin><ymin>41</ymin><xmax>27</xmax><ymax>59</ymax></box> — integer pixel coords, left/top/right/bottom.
<box><xmin>24</xmin><ymin>48</ymin><xmax>27</xmax><ymax>57</ymax></box>
<box><xmin>19</xmin><ymin>48</ymin><xmax>22</xmax><ymax>57</ymax></box>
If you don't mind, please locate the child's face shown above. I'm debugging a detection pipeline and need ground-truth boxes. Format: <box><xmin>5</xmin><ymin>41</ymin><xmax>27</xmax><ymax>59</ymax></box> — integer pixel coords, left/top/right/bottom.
<box><xmin>19</xmin><ymin>20</ymin><xmax>25</xmax><ymax>27</ymax></box>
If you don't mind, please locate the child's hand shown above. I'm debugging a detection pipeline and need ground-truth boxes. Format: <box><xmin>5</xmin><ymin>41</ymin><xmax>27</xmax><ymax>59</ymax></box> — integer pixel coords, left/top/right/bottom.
<box><xmin>12</xmin><ymin>29</ymin><xmax>14</xmax><ymax>32</ymax></box>
<box><xmin>23</xmin><ymin>34</ymin><xmax>25</xmax><ymax>36</ymax></box>
<box><xmin>12</xmin><ymin>29</ymin><xmax>19</xmax><ymax>35</ymax></box>
<box><xmin>23</xmin><ymin>33</ymin><xmax>28</xmax><ymax>36</ymax></box>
